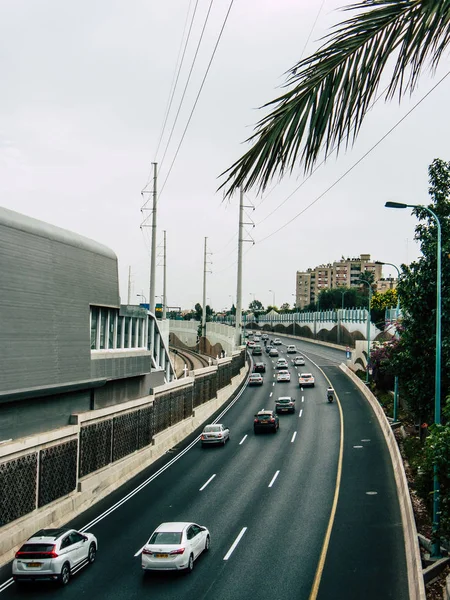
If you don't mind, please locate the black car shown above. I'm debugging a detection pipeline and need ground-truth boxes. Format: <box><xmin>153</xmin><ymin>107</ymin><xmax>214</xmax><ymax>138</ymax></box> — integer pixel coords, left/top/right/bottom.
<box><xmin>253</xmin><ymin>410</ymin><xmax>279</xmax><ymax>434</ymax></box>
<box><xmin>253</xmin><ymin>362</ymin><xmax>266</xmax><ymax>373</ymax></box>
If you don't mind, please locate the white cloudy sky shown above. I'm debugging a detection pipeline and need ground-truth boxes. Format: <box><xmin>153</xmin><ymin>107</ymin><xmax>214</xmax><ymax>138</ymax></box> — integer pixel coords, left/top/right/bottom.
<box><xmin>1</xmin><ymin>0</ymin><xmax>449</xmax><ymax>312</ymax></box>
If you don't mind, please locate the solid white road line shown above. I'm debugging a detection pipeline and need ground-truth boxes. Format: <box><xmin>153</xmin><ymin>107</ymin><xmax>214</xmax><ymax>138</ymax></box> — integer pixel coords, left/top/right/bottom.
<box><xmin>0</xmin><ymin>581</ymin><xmax>13</xmax><ymax>593</ymax></box>
<box><xmin>79</xmin><ymin>369</ymin><xmax>250</xmax><ymax>533</ymax></box>
<box><xmin>299</xmin><ymin>409</ymin><xmax>303</xmax><ymax>418</ymax></box>
<box><xmin>291</xmin><ymin>432</ymin><xmax>297</xmax><ymax>443</ymax></box>
<box><xmin>302</xmin><ymin>396</ymin><xmax>304</xmax><ymax>402</ymax></box>
<box><xmin>269</xmin><ymin>392</ymin><xmax>273</xmax><ymax>397</ymax></box>
<box><xmin>268</xmin><ymin>470</ymin><xmax>280</xmax><ymax>488</ymax></box>
<box><xmin>272</xmin><ymin>382</ymin><xmax>275</xmax><ymax>386</ymax></box>
<box><xmin>200</xmin><ymin>474</ymin><xmax>216</xmax><ymax>491</ymax></box>
<box><xmin>224</xmin><ymin>527</ymin><xmax>247</xmax><ymax>561</ymax></box>
<box><xmin>239</xmin><ymin>434</ymin><xmax>247</xmax><ymax>445</ymax></box>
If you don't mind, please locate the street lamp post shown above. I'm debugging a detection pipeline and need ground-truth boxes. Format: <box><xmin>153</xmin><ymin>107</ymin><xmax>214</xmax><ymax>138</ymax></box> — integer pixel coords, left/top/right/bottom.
<box><xmin>385</xmin><ymin>200</ymin><xmax>442</xmax><ymax>558</ymax></box>
<box><xmin>375</xmin><ymin>260</ymin><xmax>401</xmax><ymax>422</ymax></box>
<box><xmin>358</xmin><ymin>279</ymin><xmax>372</xmax><ymax>384</ymax></box>
<box><xmin>137</xmin><ymin>293</ymin><xmax>147</xmax><ymax>305</ymax></box>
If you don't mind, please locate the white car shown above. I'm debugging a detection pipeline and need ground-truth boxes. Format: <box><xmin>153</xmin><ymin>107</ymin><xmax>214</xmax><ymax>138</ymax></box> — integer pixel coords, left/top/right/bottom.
<box><xmin>200</xmin><ymin>423</ymin><xmax>230</xmax><ymax>446</ymax></box>
<box><xmin>299</xmin><ymin>373</ymin><xmax>315</xmax><ymax>387</ymax></box>
<box><xmin>275</xmin><ymin>358</ymin><xmax>288</xmax><ymax>369</ymax></box>
<box><xmin>293</xmin><ymin>356</ymin><xmax>305</xmax><ymax>366</ymax></box>
<box><xmin>277</xmin><ymin>370</ymin><xmax>291</xmax><ymax>382</ymax></box>
<box><xmin>12</xmin><ymin>528</ymin><xmax>97</xmax><ymax>586</ymax></box>
<box><xmin>142</xmin><ymin>522</ymin><xmax>210</xmax><ymax>573</ymax></box>
<box><xmin>286</xmin><ymin>345</ymin><xmax>297</xmax><ymax>354</ymax></box>
<box><xmin>273</xmin><ymin>338</ymin><xmax>282</xmax><ymax>345</ymax></box>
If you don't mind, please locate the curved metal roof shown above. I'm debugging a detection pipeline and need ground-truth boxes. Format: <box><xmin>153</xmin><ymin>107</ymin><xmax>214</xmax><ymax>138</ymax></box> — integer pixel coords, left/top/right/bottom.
<box><xmin>0</xmin><ymin>206</ymin><xmax>117</xmax><ymax>260</ymax></box>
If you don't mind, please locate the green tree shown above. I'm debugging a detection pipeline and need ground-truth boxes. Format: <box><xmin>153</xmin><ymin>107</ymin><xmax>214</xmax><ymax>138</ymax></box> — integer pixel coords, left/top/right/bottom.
<box><xmin>279</xmin><ymin>302</ymin><xmax>290</xmax><ymax>313</ymax></box>
<box><xmin>249</xmin><ymin>299</ymin><xmax>264</xmax><ymax>313</ymax></box>
<box><xmin>221</xmin><ymin>1</ymin><xmax>450</xmax><ymax>195</ymax></box>
<box><xmin>390</xmin><ymin>158</ymin><xmax>450</xmax><ymax>423</ymax></box>
<box><xmin>371</xmin><ymin>289</ymin><xmax>398</xmax><ymax>311</ymax></box>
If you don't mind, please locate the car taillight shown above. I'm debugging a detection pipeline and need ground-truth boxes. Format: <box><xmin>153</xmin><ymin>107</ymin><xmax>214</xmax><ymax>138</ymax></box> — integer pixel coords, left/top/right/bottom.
<box><xmin>142</xmin><ymin>548</ymin><xmax>153</xmax><ymax>555</ymax></box>
<box><xmin>217</xmin><ymin>433</ymin><xmax>222</xmax><ymax>438</ymax></box>
<box><xmin>269</xmin><ymin>418</ymin><xmax>275</xmax><ymax>423</ymax></box>
<box><xmin>201</xmin><ymin>435</ymin><xmax>205</xmax><ymax>440</ymax></box>
<box><xmin>48</xmin><ymin>549</ymin><xmax>59</xmax><ymax>558</ymax></box>
<box><xmin>254</xmin><ymin>418</ymin><xmax>259</xmax><ymax>423</ymax></box>
<box><xmin>169</xmin><ymin>548</ymin><xmax>185</xmax><ymax>555</ymax></box>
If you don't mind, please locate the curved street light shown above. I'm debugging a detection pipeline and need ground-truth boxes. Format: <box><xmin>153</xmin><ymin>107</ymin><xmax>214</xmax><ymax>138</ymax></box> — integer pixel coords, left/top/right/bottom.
<box><xmin>385</xmin><ymin>200</ymin><xmax>442</xmax><ymax>558</ymax></box>
<box><xmin>358</xmin><ymin>279</ymin><xmax>372</xmax><ymax>385</ymax></box>
<box><xmin>375</xmin><ymin>260</ymin><xmax>401</xmax><ymax>423</ymax></box>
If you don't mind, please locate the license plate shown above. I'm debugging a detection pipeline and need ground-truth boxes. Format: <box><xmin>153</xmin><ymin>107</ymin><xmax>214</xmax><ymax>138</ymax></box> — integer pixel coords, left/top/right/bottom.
<box><xmin>155</xmin><ymin>554</ymin><xmax>169</xmax><ymax>558</ymax></box>
<box><xmin>27</xmin><ymin>562</ymin><xmax>42</xmax><ymax>568</ymax></box>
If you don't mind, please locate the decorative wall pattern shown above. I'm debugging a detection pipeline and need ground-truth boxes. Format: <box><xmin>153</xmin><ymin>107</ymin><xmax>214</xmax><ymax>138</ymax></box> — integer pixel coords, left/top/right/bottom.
<box><xmin>79</xmin><ymin>419</ymin><xmax>113</xmax><ymax>478</ymax></box>
<box><xmin>112</xmin><ymin>411</ymin><xmax>140</xmax><ymax>462</ymax></box>
<box><xmin>0</xmin><ymin>453</ymin><xmax>37</xmax><ymax>527</ymax></box>
<box><xmin>137</xmin><ymin>405</ymin><xmax>153</xmax><ymax>450</ymax></box>
<box><xmin>153</xmin><ymin>393</ymin><xmax>171</xmax><ymax>434</ymax></box>
<box><xmin>38</xmin><ymin>440</ymin><xmax>77</xmax><ymax>508</ymax></box>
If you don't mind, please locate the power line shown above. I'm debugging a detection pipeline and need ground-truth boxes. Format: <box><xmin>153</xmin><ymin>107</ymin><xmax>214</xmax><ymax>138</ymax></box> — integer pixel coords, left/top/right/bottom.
<box><xmin>159</xmin><ymin>0</ymin><xmax>235</xmax><ymax>198</ymax></box>
<box><xmin>142</xmin><ymin>0</ymin><xmax>199</xmax><ymax>192</ymax></box>
<box><xmin>158</xmin><ymin>0</ymin><xmax>215</xmax><ymax>176</ymax></box>
<box><xmin>255</xmin><ymin>82</ymin><xmax>391</xmax><ymax>226</ymax></box>
<box><xmin>153</xmin><ymin>0</ymin><xmax>197</xmax><ymax>163</ymax></box>
<box><xmin>256</xmin><ymin>69</ymin><xmax>450</xmax><ymax>244</ymax></box>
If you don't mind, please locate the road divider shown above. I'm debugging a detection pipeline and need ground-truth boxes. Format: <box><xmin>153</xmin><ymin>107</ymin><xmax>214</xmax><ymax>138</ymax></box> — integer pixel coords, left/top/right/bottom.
<box><xmin>268</xmin><ymin>470</ymin><xmax>280</xmax><ymax>488</ymax></box>
<box><xmin>224</xmin><ymin>527</ymin><xmax>247</xmax><ymax>561</ymax></box>
<box><xmin>199</xmin><ymin>474</ymin><xmax>216</xmax><ymax>491</ymax></box>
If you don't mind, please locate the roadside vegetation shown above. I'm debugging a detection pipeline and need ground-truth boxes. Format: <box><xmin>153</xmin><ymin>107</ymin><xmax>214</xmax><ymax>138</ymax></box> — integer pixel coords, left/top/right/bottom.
<box><xmin>369</xmin><ymin>159</ymin><xmax>450</xmax><ymax>551</ymax></box>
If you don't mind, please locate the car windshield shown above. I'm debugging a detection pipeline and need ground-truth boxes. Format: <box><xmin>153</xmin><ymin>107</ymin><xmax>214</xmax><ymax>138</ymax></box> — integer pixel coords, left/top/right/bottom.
<box><xmin>301</xmin><ymin>374</ymin><xmax>312</xmax><ymax>378</ymax></box>
<box><xmin>278</xmin><ymin>370</ymin><xmax>288</xmax><ymax>374</ymax></box>
<box><xmin>204</xmin><ymin>425</ymin><xmax>221</xmax><ymax>432</ymax></box>
<box><xmin>257</xmin><ymin>414</ymin><xmax>271</xmax><ymax>420</ymax></box>
<box><xmin>149</xmin><ymin>531</ymin><xmax>182</xmax><ymax>545</ymax></box>
<box><xmin>19</xmin><ymin>544</ymin><xmax>55</xmax><ymax>553</ymax></box>
<box><xmin>277</xmin><ymin>398</ymin><xmax>291</xmax><ymax>403</ymax></box>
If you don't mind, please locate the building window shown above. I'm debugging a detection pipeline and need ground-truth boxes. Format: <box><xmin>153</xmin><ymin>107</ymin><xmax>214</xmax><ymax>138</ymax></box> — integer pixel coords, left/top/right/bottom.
<box><xmin>90</xmin><ymin>307</ymin><xmax>99</xmax><ymax>349</ymax></box>
<box><xmin>99</xmin><ymin>309</ymin><xmax>107</xmax><ymax>349</ymax></box>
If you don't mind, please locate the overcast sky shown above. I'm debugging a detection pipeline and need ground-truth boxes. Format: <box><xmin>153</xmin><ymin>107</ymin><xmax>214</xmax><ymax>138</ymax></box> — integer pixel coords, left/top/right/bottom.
<box><xmin>2</xmin><ymin>0</ymin><xmax>449</xmax><ymax>312</ymax></box>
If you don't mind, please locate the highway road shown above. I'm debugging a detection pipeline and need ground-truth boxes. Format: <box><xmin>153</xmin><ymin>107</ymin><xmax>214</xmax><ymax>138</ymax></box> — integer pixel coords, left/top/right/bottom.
<box><xmin>0</xmin><ymin>334</ymin><xmax>409</xmax><ymax>599</ymax></box>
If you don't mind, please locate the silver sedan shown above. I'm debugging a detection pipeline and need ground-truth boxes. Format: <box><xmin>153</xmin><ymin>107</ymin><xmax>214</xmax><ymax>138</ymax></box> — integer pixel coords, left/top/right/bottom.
<box><xmin>200</xmin><ymin>423</ymin><xmax>230</xmax><ymax>446</ymax></box>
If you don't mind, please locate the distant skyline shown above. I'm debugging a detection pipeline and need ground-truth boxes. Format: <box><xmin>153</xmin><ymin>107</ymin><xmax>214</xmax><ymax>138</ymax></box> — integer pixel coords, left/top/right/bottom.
<box><xmin>2</xmin><ymin>0</ymin><xmax>445</xmax><ymax>311</ymax></box>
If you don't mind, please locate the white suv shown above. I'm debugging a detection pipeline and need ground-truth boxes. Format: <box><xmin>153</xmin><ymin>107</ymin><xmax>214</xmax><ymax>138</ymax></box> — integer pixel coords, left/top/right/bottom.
<box><xmin>286</xmin><ymin>345</ymin><xmax>296</xmax><ymax>353</ymax></box>
<box><xmin>13</xmin><ymin>528</ymin><xmax>97</xmax><ymax>586</ymax></box>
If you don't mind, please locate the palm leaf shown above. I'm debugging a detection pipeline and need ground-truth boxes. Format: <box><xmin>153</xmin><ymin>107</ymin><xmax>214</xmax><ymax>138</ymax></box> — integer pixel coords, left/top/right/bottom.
<box><xmin>220</xmin><ymin>0</ymin><xmax>450</xmax><ymax>197</ymax></box>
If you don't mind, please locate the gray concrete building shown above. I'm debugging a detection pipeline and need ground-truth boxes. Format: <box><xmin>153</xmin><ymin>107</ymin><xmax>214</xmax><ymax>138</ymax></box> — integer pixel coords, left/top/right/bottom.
<box><xmin>0</xmin><ymin>207</ymin><xmax>170</xmax><ymax>441</ymax></box>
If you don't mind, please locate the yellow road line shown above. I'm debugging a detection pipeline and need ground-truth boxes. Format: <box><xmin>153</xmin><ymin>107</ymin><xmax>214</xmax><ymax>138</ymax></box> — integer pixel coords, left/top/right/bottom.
<box><xmin>308</xmin><ymin>369</ymin><xmax>345</xmax><ymax>600</ymax></box>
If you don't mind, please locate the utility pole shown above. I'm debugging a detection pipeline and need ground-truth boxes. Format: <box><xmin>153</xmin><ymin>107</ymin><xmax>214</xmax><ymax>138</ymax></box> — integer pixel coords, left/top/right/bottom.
<box><xmin>149</xmin><ymin>162</ymin><xmax>157</xmax><ymax>314</ymax></box>
<box><xmin>235</xmin><ymin>188</ymin><xmax>255</xmax><ymax>347</ymax></box>
<box><xmin>235</xmin><ymin>191</ymin><xmax>244</xmax><ymax>348</ymax></box>
<box><xmin>163</xmin><ymin>230</ymin><xmax>167</xmax><ymax>319</ymax></box>
<box><xmin>202</xmin><ymin>237</ymin><xmax>212</xmax><ymax>352</ymax></box>
<box><xmin>127</xmin><ymin>266</ymin><xmax>132</xmax><ymax>304</ymax></box>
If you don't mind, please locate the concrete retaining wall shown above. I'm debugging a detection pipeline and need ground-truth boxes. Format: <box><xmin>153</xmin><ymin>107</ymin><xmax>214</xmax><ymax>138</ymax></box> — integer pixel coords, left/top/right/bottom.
<box><xmin>340</xmin><ymin>364</ymin><xmax>426</xmax><ymax>600</ymax></box>
<box><xmin>0</xmin><ymin>361</ymin><xmax>248</xmax><ymax>567</ymax></box>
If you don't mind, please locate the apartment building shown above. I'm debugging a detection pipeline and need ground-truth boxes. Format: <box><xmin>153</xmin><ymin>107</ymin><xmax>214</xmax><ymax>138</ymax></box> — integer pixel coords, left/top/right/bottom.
<box><xmin>295</xmin><ymin>254</ymin><xmax>389</xmax><ymax>309</ymax></box>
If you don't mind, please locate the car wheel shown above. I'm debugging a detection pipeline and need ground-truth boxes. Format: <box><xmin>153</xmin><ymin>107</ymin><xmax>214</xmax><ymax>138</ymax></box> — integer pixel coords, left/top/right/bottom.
<box><xmin>88</xmin><ymin>543</ymin><xmax>96</xmax><ymax>564</ymax></box>
<box><xmin>59</xmin><ymin>563</ymin><xmax>70</xmax><ymax>586</ymax></box>
<box><xmin>204</xmin><ymin>535</ymin><xmax>211</xmax><ymax>552</ymax></box>
<box><xmin>186</xmin><ymin>554</ymin><xmax>194</xmax><ymax>573</ymax></box>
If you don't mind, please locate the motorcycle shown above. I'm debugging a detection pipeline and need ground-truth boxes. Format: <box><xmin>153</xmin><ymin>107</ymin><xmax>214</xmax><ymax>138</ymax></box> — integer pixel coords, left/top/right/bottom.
<box><xmin>327</xmin><ymin>388</ymin><xmax>335</xmax><ymax>403</ymax></box>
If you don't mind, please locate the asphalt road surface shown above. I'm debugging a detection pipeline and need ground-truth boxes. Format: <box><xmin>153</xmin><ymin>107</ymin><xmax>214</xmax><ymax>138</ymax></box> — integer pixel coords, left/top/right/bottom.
<box><xmin>0</xmin><ymin>335</ymin><xmax>408</xmax><ymax>600</ymax></box>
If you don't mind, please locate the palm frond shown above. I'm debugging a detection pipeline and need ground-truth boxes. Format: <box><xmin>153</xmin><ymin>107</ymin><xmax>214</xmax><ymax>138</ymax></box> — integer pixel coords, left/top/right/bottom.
<box><xmin>220</xmin><ymin>0</ymin><xmax>450</xmax><ymax>197</ymax></box>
